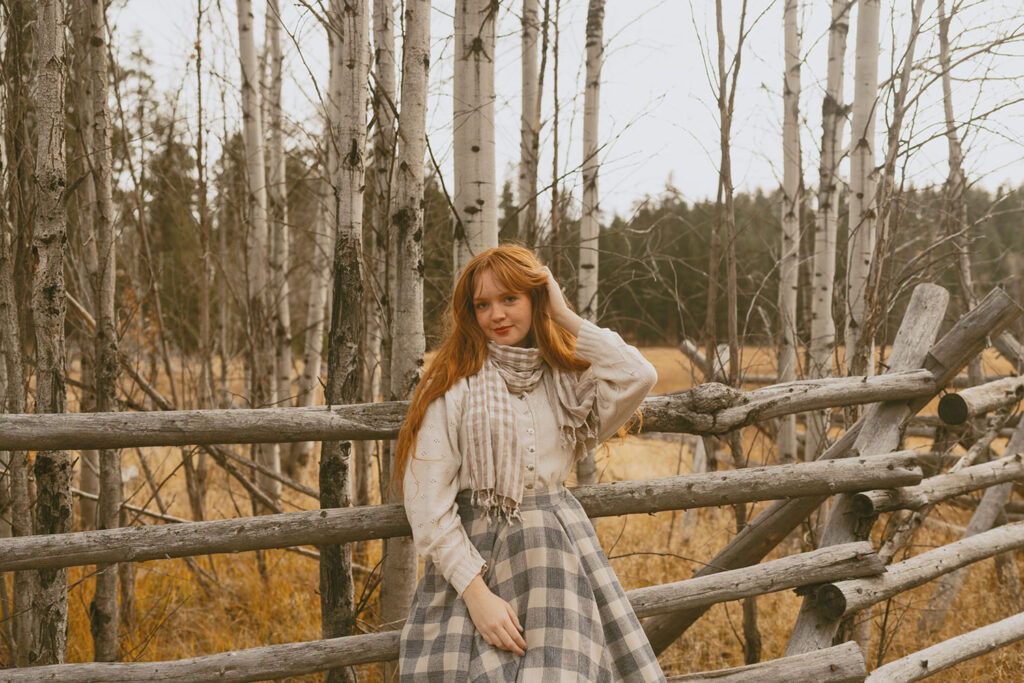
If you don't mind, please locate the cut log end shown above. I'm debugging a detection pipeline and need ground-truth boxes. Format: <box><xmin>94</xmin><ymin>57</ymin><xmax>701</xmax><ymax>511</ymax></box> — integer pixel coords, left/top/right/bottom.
<box><xmin>937</xmin><ymin>394</ymin><xmax>969</xmax><ymax>425</ymax></box>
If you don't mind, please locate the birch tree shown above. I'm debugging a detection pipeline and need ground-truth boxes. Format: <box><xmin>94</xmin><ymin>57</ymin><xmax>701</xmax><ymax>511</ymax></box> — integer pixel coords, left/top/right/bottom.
<box><xmin>578</xmin><ymin>0</ymin><xmax>604</xmax><ymax>323</ymax></box>
<box><xmin>575</xmin><ymin>0</ymin><xmax>604</xmax><ymax>486</ymax></box>
<box><xmin>265</xmin><ymin>0</ymin><xmax>293</xmax><ymax>421</ymax></box>
<box><xmin>845</xmin><ymin>0</ymin><xmax>880</xmax><ymax>377</ymax></box>
<box><xmin>0</xmin><ymin>119</ymin><xmax>33</xmax><ymax>669</ymax></box>
<box><xmin>236</xmin><ymin>0</ymin><xmax>280</xmax><ymax>505</ymax></box>
<box><xmin>938</xmin><ymin>0</ymin><xmax>974</xmax><ymax>313</ymax></box>
<box><xmin>31</xmin><ymin>0</ymin><xmax>72</xmax><ymax>664</ymax></box>
<box><xmin>453</xmin><ymin>0</ymin><xmax>498</xmax><ymax>274</ymax></box>
<box><xmin>81</xmin><ymin>0</ymin><xmax>122</xmax><ymax>660</ymax></box>
<box><xmin>776</xmin><ymin>0</ymin><xmax>800</xmax><ymax>464</ymax></box>
<box><xmin>518</xmin><ymin>0</ymin><xmax>541</xmax><ymax>245</ymax></box>
<box><xmin>321</xmin><ymin>2</ymin><xmax>369</xmax><ymax>679</ymax></box>
<box><xmin>3</xmin><ymin>1</ymin><xmax>37</xmax><ymax>663</ymax></box>
<box><xmin>380</xmin><ymin>0</ymin><xmax>431</xmax><ymax>661</ymax></box>
<box><xmin>806</xmin><ymin>0</ymin><xmax>850</xmax><ymax>461</ymax></box>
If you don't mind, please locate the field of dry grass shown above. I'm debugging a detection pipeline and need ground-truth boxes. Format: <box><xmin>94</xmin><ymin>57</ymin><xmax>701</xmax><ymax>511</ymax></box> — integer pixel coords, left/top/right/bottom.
<box><xmin>38</xmin><ymin>346</ymin><xmax>1024</xmax><ymax>679</ymax></box>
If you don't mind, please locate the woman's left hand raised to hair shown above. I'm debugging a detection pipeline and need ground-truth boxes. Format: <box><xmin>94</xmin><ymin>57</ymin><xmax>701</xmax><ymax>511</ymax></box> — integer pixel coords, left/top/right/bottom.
<box><xmin>542</xmin><ymin>267</ymin><xmax>583</xmax><ymax>336</ymax></box>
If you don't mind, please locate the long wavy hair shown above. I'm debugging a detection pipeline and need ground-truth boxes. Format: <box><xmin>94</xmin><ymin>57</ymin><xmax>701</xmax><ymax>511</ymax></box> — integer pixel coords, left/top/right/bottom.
<box><xmin>391</xmin><ymin>245</ymin><xmax>589</xmax><ymax>494</ymax></box>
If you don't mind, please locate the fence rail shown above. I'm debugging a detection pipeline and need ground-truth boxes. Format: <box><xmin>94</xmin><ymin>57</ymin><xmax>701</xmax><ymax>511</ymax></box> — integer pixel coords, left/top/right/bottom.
<box><xmin>2</xmin><ymin>285</ymin><xmax>1023</xmax><ymax>681</ymax></box>
<box><xmin>0</xmin><ymin>452</ymin><xmax>922</xmax><ymax>572</ymax></box>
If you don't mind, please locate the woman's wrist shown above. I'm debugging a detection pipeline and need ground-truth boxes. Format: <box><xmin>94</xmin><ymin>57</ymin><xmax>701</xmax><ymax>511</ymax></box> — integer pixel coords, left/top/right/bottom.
<box><xmin>553</xmin><ymin>309</ymin><xmax>583</xmax><ymax>336</ymax></box>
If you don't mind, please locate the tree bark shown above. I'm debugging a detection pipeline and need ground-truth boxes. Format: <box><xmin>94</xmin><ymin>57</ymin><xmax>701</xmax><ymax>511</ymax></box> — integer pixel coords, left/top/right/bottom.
<box><xmin>287</xmin><ymin>202</ymin><xmax>330</xmax><ymax>475</ymax></box>
<box><xmin>574</xmin><ymin>0</ymin><xmax>604</xmax><ymax>486</ymax></box>
<box><xmin>518</xmin><ymin>0</ymin><xmax>541</xmax><ymax>246</ymax></box>
<box><xmin>265</xmin><ymin>0</ymin><xmax>293</xmax><ymax>429</ymax></box>
<box><xmin>380</xmin><ymin>0</ymin><xmax>430</xmax><ymax>645</ymax></box>
<box><xmin>321</xmin><ymin>2</ymin><xmax>369</xmax><ymax>679</ymax></box>
<box><xmin>777</xmin><ymin>0</ymin><xmax>801</xmax><ymax>464</ymax></box>
<box><xmin>31</xmin><ymin>0</ymin><xmax>71</xmax><ymax>665</ymax></box>
<box><xmin>453</xmin><ymin>0</ymin><xmax>498</xmax><ymax>274</ymax></box>
<box><xmin>235</xmin><ymin>0</ymin><xmax>280</xmax><ymax>507</ymax></box>
<box><xmin>0</xmin><ymin>126</ymin><xmax>34</xmax><ymax>666</ymax></box>
<box><xmin>844</xmin><ymin>0</ymin><xmax>880</xmax><ymax>376</ymax></box>
<box><xmin>81</xmin><ymin>0</ymin><xmax>122</xmax><ymax>661</ymax></box>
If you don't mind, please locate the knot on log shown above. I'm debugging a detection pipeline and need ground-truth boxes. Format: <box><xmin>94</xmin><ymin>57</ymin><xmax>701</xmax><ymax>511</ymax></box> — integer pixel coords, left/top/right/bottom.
<box><xmin>685</xmin><ymin>382</ymin><xmax>744</xmax><ymax>413</ymax></box>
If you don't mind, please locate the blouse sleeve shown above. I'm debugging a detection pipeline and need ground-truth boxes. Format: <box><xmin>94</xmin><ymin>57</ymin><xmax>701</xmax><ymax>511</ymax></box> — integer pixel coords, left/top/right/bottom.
<box><xmin>403</xmin><ymin>386</ymin><xmax>487</xmax><ymax>595</ymax></box>
<box><xmin>574</xmin><ymin>319</ymin><xmax>659</xmax><ymax>443</ymax></box>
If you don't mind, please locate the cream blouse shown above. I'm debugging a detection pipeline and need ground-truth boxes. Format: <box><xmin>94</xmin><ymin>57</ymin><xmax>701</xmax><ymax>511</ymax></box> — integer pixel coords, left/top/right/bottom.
<box><xmin>403</xmin><ymin>319</ymin><xmax>658</xmax><ymax>595</ymax></box>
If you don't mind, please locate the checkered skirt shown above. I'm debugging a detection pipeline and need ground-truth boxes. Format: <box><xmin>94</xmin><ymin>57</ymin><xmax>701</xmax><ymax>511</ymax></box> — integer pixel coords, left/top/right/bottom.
<box><xmin>399</xmin><ymin>487</ymin><xmax>665</xmax><ymax>682</ymax></box>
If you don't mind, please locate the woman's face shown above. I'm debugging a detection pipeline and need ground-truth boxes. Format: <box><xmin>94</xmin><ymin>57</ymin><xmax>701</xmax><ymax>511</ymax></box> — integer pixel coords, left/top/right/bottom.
<box><xmin>473</xmin><ymin>268</ymin><xmax>533</xmax><ymax>347</ymax></box>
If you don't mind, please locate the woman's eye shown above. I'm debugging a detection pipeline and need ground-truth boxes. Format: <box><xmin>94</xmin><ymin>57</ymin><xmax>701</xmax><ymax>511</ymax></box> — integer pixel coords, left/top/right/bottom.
<box><xmin>505</xmin><ymin>296</ymin><xmax>517</xmax><ymax>303</ymax></box>
<box><xmin>475</xmin><ymin>302</ymin><xmax>487</xmax><ymax>309</ymax></box>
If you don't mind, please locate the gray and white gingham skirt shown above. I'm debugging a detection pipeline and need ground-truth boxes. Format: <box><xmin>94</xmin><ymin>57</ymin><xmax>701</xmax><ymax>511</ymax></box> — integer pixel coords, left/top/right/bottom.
<box><xmin>399</xmin><ymin>486</ymin><xmax>665</xmax><ymax>682</ymax></box>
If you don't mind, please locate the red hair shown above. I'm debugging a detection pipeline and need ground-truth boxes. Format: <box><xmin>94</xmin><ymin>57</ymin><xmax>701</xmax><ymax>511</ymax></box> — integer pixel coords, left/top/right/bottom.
<box><xmin>391</xmin><ymin>245</ymin><xmax>588</xmax><ymax>494</ymax></box>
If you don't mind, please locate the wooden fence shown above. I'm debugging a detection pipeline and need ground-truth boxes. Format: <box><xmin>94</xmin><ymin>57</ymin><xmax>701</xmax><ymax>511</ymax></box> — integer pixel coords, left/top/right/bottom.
<box><xmin>2</xmin><ymin>285</ymin><xmax>1024</xmax><ymax>682</ymax></box>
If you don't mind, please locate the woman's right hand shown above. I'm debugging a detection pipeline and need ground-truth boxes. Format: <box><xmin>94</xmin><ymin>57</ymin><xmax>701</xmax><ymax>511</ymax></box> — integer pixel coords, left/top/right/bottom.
<box><xmin>461</xmin><ymin>575</ymin><xmax>527</xmax><ymax>655</ymax></box>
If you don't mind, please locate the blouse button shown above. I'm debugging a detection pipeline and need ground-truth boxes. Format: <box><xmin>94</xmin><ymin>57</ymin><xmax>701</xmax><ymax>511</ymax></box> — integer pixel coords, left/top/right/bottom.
<box><xmin>528</xmin><ymin>446</ymin><xmax>535</xmax><ymax>453</ymax></box>
<box><xmin>527</xmin><ymin>464</ymin><xmax>535</xmax><ymax>471</ymax></box>
<box><xmin>525</xmin><ymin>483</ymin><xmax>534</xmax><ymax>489</ymax></box>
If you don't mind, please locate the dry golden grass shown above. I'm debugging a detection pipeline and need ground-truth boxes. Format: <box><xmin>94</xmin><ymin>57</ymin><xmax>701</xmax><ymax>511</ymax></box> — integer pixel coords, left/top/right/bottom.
<box><xmin>21</xmin><ymin>346</ymin><xmax>1024</xmax><ymax>680</ymax></box>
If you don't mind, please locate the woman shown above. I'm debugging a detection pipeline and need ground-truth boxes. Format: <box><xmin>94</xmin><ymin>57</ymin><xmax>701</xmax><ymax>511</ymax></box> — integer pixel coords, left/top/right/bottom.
<box><xmin>396</xmin><ymin>245</ymin><xmax>664</xmax><ymax>681</ymax></box>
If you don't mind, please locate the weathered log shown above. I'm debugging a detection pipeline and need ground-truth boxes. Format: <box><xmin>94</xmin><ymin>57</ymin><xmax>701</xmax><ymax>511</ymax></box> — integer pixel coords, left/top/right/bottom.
<box><xmin>916</xmin><ymin>480</ymin><xmax>1017</xmax><ymax>634</ymax></box>
<box><xmin>645</xmin><ymin>370</ymin><xmax>936</xmax><ymax>435</ymax></box>
<box><xmin>0</xmin><ymin>452</ymin><xmax>923</xmax><ymax>572</ymax></box>
<box><xmin>937</xmin><ymin>375</ymin><xmax>1024</xmax><ymax>425</ymax></box>
<box><xmin>0</xmin><ymin>372</ymin><xmax>940</xmax><ymax>453</ymax></box>
<box><xmin>853</xmin><ymin>453</ymin><xmax>1024</xmax><ymax>515</ymax></box>
<box><xmin>787</xmin><ymin>283</ymin><xmax>951</xmax><ymax>656</ymax></box>
<box><xmin>629</xmin><ymin>542</ymin><xmax>883</xmax><ymax>618</ymax></box>
<box><xmin>993</xmin><ymin>331</ymin><xmax>1024</xmax><ymax>373</ymax></box>
<box><xmin>816</xmin><ymin>521</ymin><xmax>1024</xmax><ymax>619</ymax></box>
<box><xmin>866</xmin><ymin>611</ymin><xmax>1024</xmax><ymax>682</ymax></box>
<box><xmin>666</xmin><ymin>641</ymin><xmax>865</xmax><ymax>683</ymax></box>
<box><xmin>0</xmin><ymin>631</ymin><xmax>401</xmax><ymax>682</ymax></box>
<box><xmin>0</xmin><ymin>557</ymin><xmax>876</xmax><ymax>681</ymax></box>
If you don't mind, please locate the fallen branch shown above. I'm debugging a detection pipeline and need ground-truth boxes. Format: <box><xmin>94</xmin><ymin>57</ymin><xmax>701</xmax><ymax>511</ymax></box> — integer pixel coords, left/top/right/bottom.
<box><xmin>667</xmin><ymin>641</ymin><xmax>865</xmax><ymax>682</ymax></box>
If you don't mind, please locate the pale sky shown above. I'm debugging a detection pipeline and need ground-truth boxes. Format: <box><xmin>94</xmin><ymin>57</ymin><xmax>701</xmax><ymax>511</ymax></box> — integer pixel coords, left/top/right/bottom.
<box><xmin>112</xmin><ymin>0</ymin><xmax>1024</xmax><ymax>219</ymax></box>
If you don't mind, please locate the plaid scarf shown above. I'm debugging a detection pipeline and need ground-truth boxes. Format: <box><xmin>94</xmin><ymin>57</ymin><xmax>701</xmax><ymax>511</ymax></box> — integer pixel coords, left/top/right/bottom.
<box><xmin>464</xmin><ymin>341</ymin><xmax>599</xmax><ymax>520</ymax></box>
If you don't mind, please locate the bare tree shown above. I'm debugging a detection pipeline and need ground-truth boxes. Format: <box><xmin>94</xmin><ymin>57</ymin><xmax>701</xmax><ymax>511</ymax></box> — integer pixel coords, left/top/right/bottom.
<box><xmin>81</xmin><ymin>0</ymin><xmax>121</xmax><ymax>661</ymax></box>
<box><xmin>806</xmin><ymin>0</ymin><xmax>851</xmax><ymax>461</ymax></box>
<box><xmin>845</xmin><ymin>0</ymin><xmax>880</xmax><ymax>377</ymax></box>
<box><xmin>518</xmin><ymin>0</ymin><xmax>541</xmax><ymax>246</ymax></box>
<box><xmin>575</xmin><ymin>0</ymin><xmax>604</xmax><ymax>486</ymax></box>
<box><xmin>321</xmin><ymin>2</ymin><xmax>369</xmax><ymax>680</ymax></box>
<box><xmin>380</xmin><ymin>0</ymin><xmax>431</xmax><ymax>665</ymax></box>
<box><xmin>31</xmin><ymin>0</ymin><xmax>72</xmax><ymax>664</ymax></box>
<box><xmin>265</xmin><ymin>0</ymin><xmax>294</xmax><ymax>423</ymax></box>
<box><xmin>777</xmin><ymin>0</ymin><xmax>801</xmax><ymax>465</ymax></box>
<box><xmin>453</xmin><ymin>0</ymin><xmax>498</xmax><ymax>273</ymax></box>
<box><xmin>236</xmin><ymin>0</ymin><xmax>280</xmax><ymax>506</ymax></box>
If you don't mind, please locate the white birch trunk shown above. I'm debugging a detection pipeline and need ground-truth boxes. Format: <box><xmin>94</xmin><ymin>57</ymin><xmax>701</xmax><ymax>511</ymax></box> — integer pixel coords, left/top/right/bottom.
<box><xmin>518</xmin><ymin>0</ymin><xmax>541</xmax><ymax>246</ymax></box>
<box><xmin>806</xmin><ymin>0</ymin><xmax>850</xmax><ymax>459</ymax></box>
<box><xmin>578</xmin><ymin>0</ymin><xmax>604</xmax><ymax>324</ymax></box>
<box><xmin>844</xmin><ymin>0</ymin><xmax>880</xmax><ymax>377</ymax></box>
<box><xmin>321</xmin><ymin>3</ymin><xmax>369</xmax><ymax>677</ymax></box>
<box><xmin>453</xmin><ymin>0</ymin><xmax>497</xmax><ymax>274</ymax></box>
<box><xmin>380</xmin><ymin>0</ymin><xmax>429</xmax><ymax>656</ymax></box>
<box><xmin>236</xmin><ymin>0</ymin><xmax>280</xmax><ymax>504</ymax></box>
<box><xmin>574</xmin><ymin>0</ymin><xmax>604</xmax><ymax>486</ymax></box>
<box><xmin>777</xmin><ymin>0</ymin><xmax>800</xmax><ymax>464</ymax></box>
<box><xmin>266</xmin><ymin>0</ymin><xmax>293</xmax><ymax>414</ymax></box>
<box><xmin>287</xmin><ymin>201</ymin><xmax>330</xmax><ymax>475</ymax></box>
<box><xmin>31</xmin><ymin>0</ymin><xmax>71</xmax><ymax>664</ymax></box>
<box><xmin>83</xmin><ymin>0</ymin><xmax>121</xmax><ymax>660</ymax></box>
